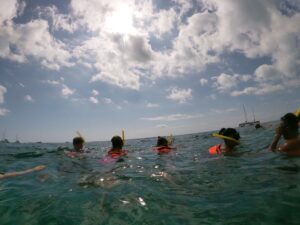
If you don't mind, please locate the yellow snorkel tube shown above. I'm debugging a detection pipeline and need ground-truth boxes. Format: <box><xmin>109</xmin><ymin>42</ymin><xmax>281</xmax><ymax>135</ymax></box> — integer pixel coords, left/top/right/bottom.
<box><xmin>295</xmin><ymin>107</ymin><xmax>300</xmax><ymax>119</ymax></box>
<box><xmin>76</xmin><ymin>131</ymin><xmax>86</xmax><ymax>143</ymax></box>
<box><xmin>212</xmin><ymin>133</ymin><xmax>240</xmax><ymax>144</ymax></box>
<box><xmin>167</xmin><ymin>133</ymin><xmax>173</xmax><ymax>145</ymax></box>
<box><xmin>122</xmin><ymin>129</ymin><xmax>125</xmax><ymax>145</ymax></box>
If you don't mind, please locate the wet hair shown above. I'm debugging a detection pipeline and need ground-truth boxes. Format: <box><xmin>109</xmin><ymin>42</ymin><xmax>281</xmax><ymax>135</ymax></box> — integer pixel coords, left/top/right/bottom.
<box><xmin>111</xmin><ymin>136</ymin><xmax>123</xmax><ymax>149</ymax></box>
<box><xmin>73</xmin><ymin>137</ymin><xmax>84</xmax><ymax>146</ymax></box>
<box><xmin>156</xmin><ymin>136</ymin><xmax>168</xmax><ymax>147</ymax></box>
<box><xmin>281</xmin><ymin>113</ymin><xmax>298</xmax><ymax>131</ymax></box>
<box><xmin>219</xmin><ymin>128</ymin><xmax>240</xmax><ymax>140</ymax></box>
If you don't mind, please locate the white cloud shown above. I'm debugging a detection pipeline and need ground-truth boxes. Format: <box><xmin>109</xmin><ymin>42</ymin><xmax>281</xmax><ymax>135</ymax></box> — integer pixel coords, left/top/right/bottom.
<box><xmin>0</xmin><ymin>108</ymin><xmax>10</xmax><ymax>116</ymax></box>
<box><xmin>70</xmin><ymin>0</ymin><xmax>120</xmax><ymax>32</ymax></box>
<box><xmin>0</xmin><ymin>1</ymin><xmax>73</xmax><ymax>70</ymax></box>
<box><xmin>213</xmin><ymin>73</ymin><xmax>252</xmax><ymax>92</ymax></box>
<box><xmin>141</xmin><ymin>113</ymin><xmax>202</xmax><ymax>122</ymax></box>
<box><xmin>254</xmin><ymin>64</ymin><xmax>282</xmax><ymax>83</ymax></box>
<box><xmin>0</xmin><ymin>85</ymin><xmax>10</xmax><ymax>116</ymax></box>
<box><xmin>207</xmin><ymin>94</ymin><xmax>217</xmax><ymax>100</ymax></box>
<box><xmin>200</xmin><ymin>0</ymin><xmax>300</xmax><ymax>95</ymax></box>
<box><xmin>0</xmin><ymin>19</ymin><xmax>73</xmax><ymax>69</ymax></box>
<box><xmin>0</xmin><ymin>84</ymin><xmax>9</xmax><ymax>116</ymax></box>
<box><xmin>18</xmin><ymin>83</ymin><xmax>25</xmax><ymax>88</ymax></box>
<box><xmin>212</xmin><ymin>73</ymin><xmax>238</xmax><ymax>91</ymax></box>
<box><xmin>151</xmin><ymin>11</ymin><xmax>220</xmax><ymax>79</ymax></box>
<box><xmin>212</xmin><ymin>108</ymin><xmax>237</xmax><ymax>114</ymax></box>
<box><xmin>146</xmin><ymin>103</ymin><xmax>159</xmax><ymax>108</ymax></box>
<box><xmin>42</xmin><ymin>80</ymin><xmax>77</xmax><ymax>100</ymax></box>
<box><xmin>200</xmin><ymin>78</ymin><xmax>208</xmax><ymax>86</ymax></box>
<box><xmin>0</xmin><ymin>0</ymin><xmax>299</xmax><ymax>94</ymax></box>
<box><xmin>42</xmin><ymin>5</ymin><xmax>79</xmax><ymax>33</ymax></box>
<box><xmin>155</xmin><ymin>124</ymin><xmax>168</xmax><ymax>128</ymax></box>
<box><xmin>84</xmin><ymin>33</ymin><xmax>154</xmax><ymax>90</ymax></box>
<box><xmin>103</xmin><ymin>97</ymin><xmax>112</xmax><ymax>104</ymax></box>
<box><xmin>61</xmin><ymin>85</ymin><xmax>75</xmax><ymax>97</ymax></box>
<box><xmin>0</xmin><ymin>0</ymin><xmax>19</xmax><ymax>24</ymax></box>
<box><xmin>41</xmin><ymin>80</ymin><xmax>61</xmax><ymax>85</ymax></box>
<box><xmin>166</xmin><ymin>87</ymin><xmax>192</xmax><ymax>104</ymax></box>
<box><xmin>89</xmin><ymin>72</ymin><xmax>140</xmax><ymax>90</ymax></box>
<box><xmin>231</xmin><ymin>84</ymin><xmax>284</xmax><ymax>96</ymax></box>
<box><xmin>68</xmin><ymin>0</ymin><xmax>222</xmax><ymax>87</ymax></box>
<box><xmin>150</xmin><ymin>8</ymin><xmax>177</xmax><ymax>37</ymax></box>
<box><xmin>75</xmin><ymin>0</ymin><xmax>299</xmax><ymax>90</ymax></box>
<box><xmin>24</xmin><ymin>95</ymin><xmax>34</xmax><ymax>102</ymax></box>
<box><xmin>91</xmin><ymin>89</ymin><xmax>99</xmax><ymax>96</ymax></box>
<box><xmin>89</xmin><ymin>96</ymin><xmax>98</xmax><ymax>104</ymax></box>
<box><xmin>0</xmin><ymin>85</ymin><xmax>7</xmax><ymax>104</ymax></box>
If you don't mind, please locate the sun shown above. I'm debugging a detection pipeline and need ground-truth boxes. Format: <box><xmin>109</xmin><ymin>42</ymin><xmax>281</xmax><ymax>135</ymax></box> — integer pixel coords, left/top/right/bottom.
<box><xmin>104</xmin><ymin>5</ymin><xmax>136</xmax><ymax>35</ymax></box>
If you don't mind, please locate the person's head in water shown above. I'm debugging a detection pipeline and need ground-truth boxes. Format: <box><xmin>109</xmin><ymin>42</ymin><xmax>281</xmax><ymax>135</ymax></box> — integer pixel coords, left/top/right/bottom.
<box><xmin>280</xmin><ymin>113</ymin><xmax>298</xmax><ymax>140</ymax></box>
<box><xmin>218</xmin><ymin>128</ymin><xmax>240</xmax><ymax>148</ymax></box>
<box><xmin>156</xmin><ymin>136</ymin><xmax>168</xmax><ymax>147</ymax></box>
<box><xmin>111</xmin><ymin>136</ymin><xmax>123</xmax><ymax>149</ymax></box>
<box><xmin>73</xmin><ymin>137</ymin><xmax>85</xmax><ymax>151</ymax></box>
<box><xmin>255</xmin><ymin>124</ymin><xmax>262</xmax><ymax>129</ymax></box>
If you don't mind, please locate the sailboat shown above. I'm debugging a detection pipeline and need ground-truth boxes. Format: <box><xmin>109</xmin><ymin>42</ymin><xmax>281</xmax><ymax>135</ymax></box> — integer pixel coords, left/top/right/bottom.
<box><xmin>238</xmin><ymin>105</ymin><xmax>260</xmax><ymax>128</ymax></box>
<box><xmin>14</xmin><ymin>135</ymin><xmax>20</xmax><ymax>144</ymax></box>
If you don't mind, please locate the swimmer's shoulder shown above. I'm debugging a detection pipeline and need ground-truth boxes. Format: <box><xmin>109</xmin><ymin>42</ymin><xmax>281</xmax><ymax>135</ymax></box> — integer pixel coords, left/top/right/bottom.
<box><xmin>279</xmin><ymin>139</ymin><xmax>300</xmax><ymax>153</ymax></box>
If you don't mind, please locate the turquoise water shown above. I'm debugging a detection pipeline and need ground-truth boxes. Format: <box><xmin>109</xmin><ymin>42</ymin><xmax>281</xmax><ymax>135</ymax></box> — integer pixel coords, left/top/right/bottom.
<box><xmin>1</xmin><ymin>122</ymin><xmax>300</xmax><ymax>225</ymax></box>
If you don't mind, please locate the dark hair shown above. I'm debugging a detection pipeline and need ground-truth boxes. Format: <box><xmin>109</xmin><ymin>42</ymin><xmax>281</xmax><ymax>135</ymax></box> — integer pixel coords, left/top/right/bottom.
<box><xmin>111</xmin><ymin>136</ymin><xmax>123</xmax><ymax>149</ymax></box>
<box><xmin>281</xmin><ymin>113</ymin><xmax>298</xmax><ymax>131</ymax></box>
<box><xmin>156</xmin><ymin>136</ymin><xmax>168</xmax><ymax>147</ymax></box>
<box><xmin>73</xmin><ymin>137</ymin><xmax>84</xmax><ymax>145</ymax></box>
<box><xmin>219</xmin><ymin>128</ymin><xmax>240</xmax><ymax>140</ymax></box>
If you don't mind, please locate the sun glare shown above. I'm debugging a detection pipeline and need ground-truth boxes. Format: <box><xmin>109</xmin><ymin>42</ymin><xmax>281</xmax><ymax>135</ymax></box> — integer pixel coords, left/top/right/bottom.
<box><xmin>104</xmin><ymin>5</ymin><xmax>135</xmax><ymax>35</ymax></box>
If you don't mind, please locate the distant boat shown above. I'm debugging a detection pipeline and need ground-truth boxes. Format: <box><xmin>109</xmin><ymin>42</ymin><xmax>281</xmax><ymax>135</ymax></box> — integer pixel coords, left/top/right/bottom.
<box><xmin>14</xmin><ymin>135</ymin><xmax>21</xmax><ymax>144</ymax></box>
<box><xmin>238</xmin><ymin>105</ymin><xmax>260</xmax><ymax>128</ymax></box>
<box><xmin>0</xmin><ymin>129</ymin><xmax>10</xmax><ymax>143</ymax></box>
<box><xmin>0</xmin><ymin>139</ymin><xmax>9</xmax><ymax>144</ymax></box>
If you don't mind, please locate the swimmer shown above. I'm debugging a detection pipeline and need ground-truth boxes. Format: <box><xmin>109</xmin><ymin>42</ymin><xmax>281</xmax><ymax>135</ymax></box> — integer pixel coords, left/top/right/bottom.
<box><xmin>107</xmin><ymin>136</ymin><xmax>128</xmax><ymax>158</ymax></box>
<box><xmin>269</xmin><ymin>113</ymin><xmax>300</xmax><ymax>156</ymax></box>
<box><xmin>66</xmin><ymin>136</ymin><xmax>85</xmax><ymax>158</ymax></box>
<box><xmin>153</xmin><ymin>136</ymin><xmax>175</xmax><ymax>154</ymax></box>
<box><xmin>295</xmin><ymin>107</ymin><xmax>300</xmax><ymax>127</ymax></box>
<box><xmin>209</xmin><ymin>128</ymin><xmax>240</xmax><ymax>155</ymax></box>
<box><xmin>255</xmin><ymin>124</ymin><xmax>262</xmax><ymax>129</ymax></box>
<box><xmin>0</xmin><ymin>165</ymin><xmax>46</xmax><ymax>180</ymax></box>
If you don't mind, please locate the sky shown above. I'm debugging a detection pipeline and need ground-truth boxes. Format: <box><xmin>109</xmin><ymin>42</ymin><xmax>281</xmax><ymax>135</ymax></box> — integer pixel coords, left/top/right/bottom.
<box><xmin>0</xmin><ymin>0</ymin><xmax>299</xmax><ymax>142</ymax></box>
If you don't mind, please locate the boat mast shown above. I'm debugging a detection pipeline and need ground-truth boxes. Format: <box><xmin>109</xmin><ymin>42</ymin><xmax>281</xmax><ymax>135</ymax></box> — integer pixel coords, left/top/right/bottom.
<box><xmin>252</xmin><ymin>108</ymin><xmax>256</xmax><ymax>122</ymax></box>
<box><xmin>2</xmin><ymin>128</ymin><xmax>6</xmax><ymax>141</ymax></box>
<box><xmin>243</xmin><ymin>104</ymin><xmax>248</xmax><ymax>122</ymax></box>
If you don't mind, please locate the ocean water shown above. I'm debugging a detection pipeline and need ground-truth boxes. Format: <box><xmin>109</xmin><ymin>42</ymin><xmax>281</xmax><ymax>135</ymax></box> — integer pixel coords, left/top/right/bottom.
<box><xmin>1</xmin><ymin>122</ymin><xmax>300</xmax><ymax>225</ymax></box>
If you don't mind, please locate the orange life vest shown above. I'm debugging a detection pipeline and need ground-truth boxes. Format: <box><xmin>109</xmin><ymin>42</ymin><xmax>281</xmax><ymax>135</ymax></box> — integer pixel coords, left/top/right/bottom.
<box><xmin>153</xmin><ymin>146</ymin><xmax>173</xmax><ymax>154</ymax></box>
<box><xmin>66</xmin><ymin>150</ymin><xmax>84</xmax><ymax>157</ymax></box>
<box><xmin>209</xmin><ymin>144</ymin><xmax>222</xmax><ymax>155</ymax></box>
<box><xmin>107</xmin><ymin>149</ymin><xmax>128</xmax><ymax>158</ymax></box>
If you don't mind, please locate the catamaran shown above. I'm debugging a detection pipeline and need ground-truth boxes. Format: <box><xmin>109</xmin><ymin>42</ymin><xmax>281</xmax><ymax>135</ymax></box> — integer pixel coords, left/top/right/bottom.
<box><xmin>238</xmin><ymin>105</ymin><xmax>260</xmax><ymax>128</ymax></box>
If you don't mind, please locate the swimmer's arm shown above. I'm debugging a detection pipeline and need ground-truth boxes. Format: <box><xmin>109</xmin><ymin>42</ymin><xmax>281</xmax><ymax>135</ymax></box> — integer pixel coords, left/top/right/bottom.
<box><xmin>270</xmin><ymin>134</ymin><xmax>281</xmax><ymax>151</ymax></box>
<box><xmin>0</xmin><ymin>165</ymin><xmax>46</xmax><ymax>180</ymax></box>
<box><xmin>269</xmin><ymin>123</ymin><xmax>284</xmax><ymax>152</ymax></box>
